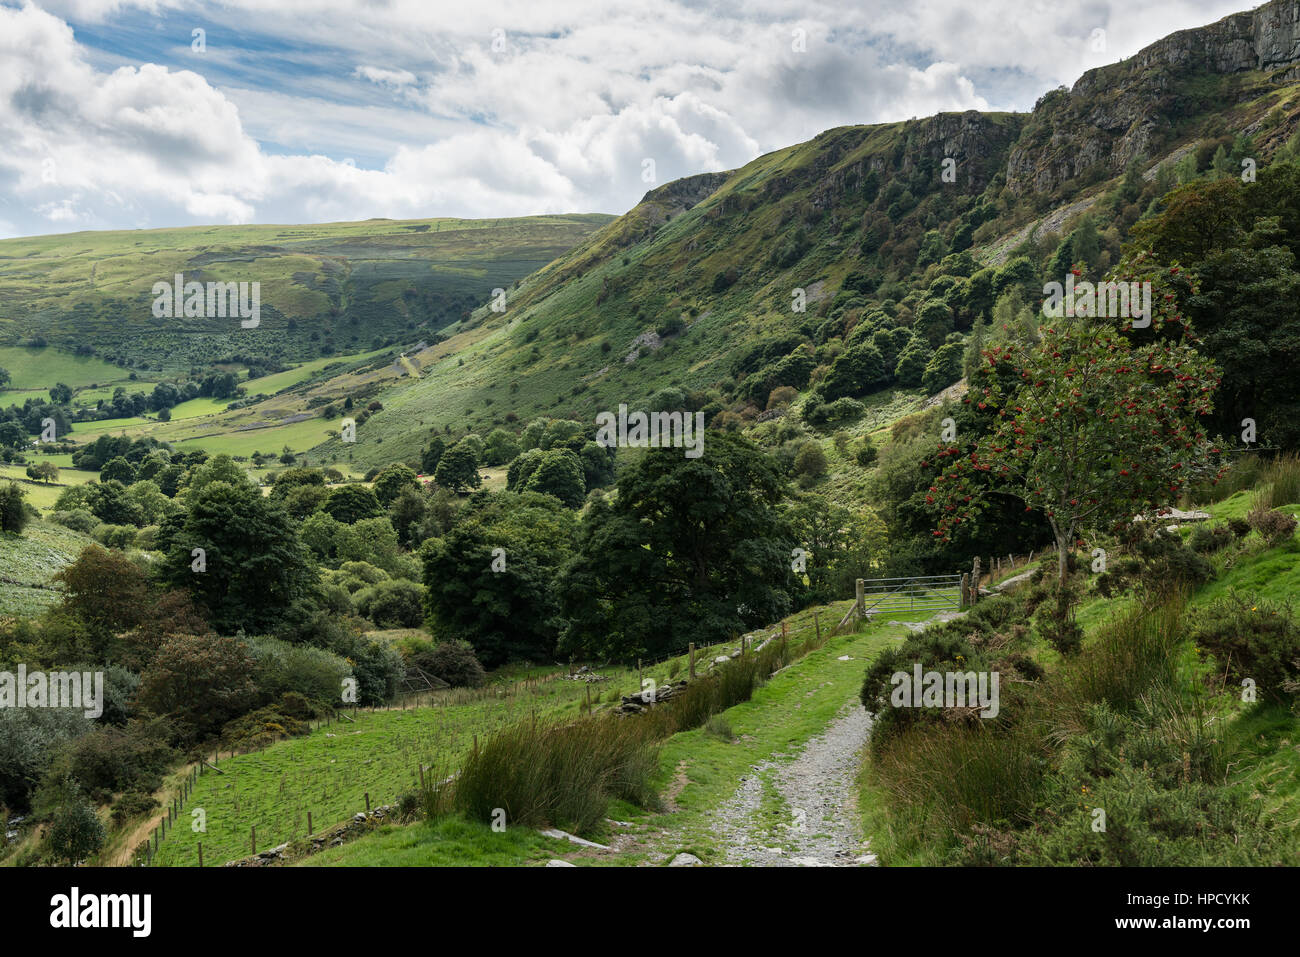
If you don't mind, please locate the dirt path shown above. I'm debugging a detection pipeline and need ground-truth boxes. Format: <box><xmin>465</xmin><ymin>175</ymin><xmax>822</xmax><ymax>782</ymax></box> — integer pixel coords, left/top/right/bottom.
<box><xmin>712</xmin><ymin>703</ymin><xmax>878</xmax><ymax>867</ymax></box>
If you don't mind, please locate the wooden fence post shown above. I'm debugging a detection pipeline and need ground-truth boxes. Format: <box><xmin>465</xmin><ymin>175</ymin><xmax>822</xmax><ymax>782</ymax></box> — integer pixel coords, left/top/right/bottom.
<box><xmin>251</xmin><ymin>826</ymin><xmax>256</xmax><ymax>855</ymax></box>
<box><xmin>198</xmin><ymin>843</ymin><xmax>203</xmax><ymax>868</ymax></box>
<box><xmin>689</xmin><ymin>642</ymin><xmax>695</xmax><ymax>679</ymax></box>
<box><xmin>365</xmin><ymin>792</ymin><xmax>370</xmax><ymax>812</ymax></box>
<box><xmin>308</xmin><ymin>811</ymin><xmax>313</xmax><ymax>836</ymax></box>
<box><xmin>855</xmin><ymin>578</ymin><xmax>865</xmax><ymax>616</ymax></box>
<box><xmin>960</xmin><ymin>573</ymin><xmax>969</xmax><ymax>609</ymax></box>
<box><xmin>814</xmin><ymin>611</ymin><xmax>821</xmax><ymax>642</ymax></box>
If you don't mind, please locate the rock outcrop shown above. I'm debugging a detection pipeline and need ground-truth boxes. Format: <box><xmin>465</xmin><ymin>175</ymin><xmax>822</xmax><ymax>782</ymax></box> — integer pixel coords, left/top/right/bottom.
<box><xmin>1007</xmin><ymin>0</ymin><xmax>1300</xmax><ymax>196</ymax></box>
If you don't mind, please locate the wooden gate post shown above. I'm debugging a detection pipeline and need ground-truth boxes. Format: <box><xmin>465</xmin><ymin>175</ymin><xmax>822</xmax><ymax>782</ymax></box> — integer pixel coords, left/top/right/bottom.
<box><xmin>855</xmin><ymin>578</ymin><xmax>865</xmax><ymax>616</ymax></box>
<box><xmin>960</xmin><ymin>573</ymin><xmax>970</xmax><ymax>609</ymax></box>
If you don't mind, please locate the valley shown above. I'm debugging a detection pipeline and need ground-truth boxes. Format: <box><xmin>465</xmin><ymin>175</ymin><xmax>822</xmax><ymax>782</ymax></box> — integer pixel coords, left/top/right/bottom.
<box><xmin>1</xmin><ymin>0</ymin><xmax>1298</xmax><ymax>879</ymax></box>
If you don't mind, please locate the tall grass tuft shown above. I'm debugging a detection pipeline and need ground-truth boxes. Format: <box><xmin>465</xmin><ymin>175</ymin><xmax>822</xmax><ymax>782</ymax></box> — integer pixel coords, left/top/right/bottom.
<box><xmin>873</xmin><ymin>724</ymin><xmax>1045</xmax><ymax>834</ymax></box>
<box><xmin>450</xmin><ymin>714</ymin><xmax>660</xmax><ymax>833</ymax></box>
<box><xmin>1196</xmin><ymin>453</ymin><xmax>1262</xmax><ymax>503</ymax></box>
<box><xmin>1042</xmin><ymin>593</ymin><xmax>1184</xmax><ymax>742</ymax></box>
<box><xmin>1255</xmin><ymin>453</ymin><xmax>1300</xmax><ymax>510</ymax></box>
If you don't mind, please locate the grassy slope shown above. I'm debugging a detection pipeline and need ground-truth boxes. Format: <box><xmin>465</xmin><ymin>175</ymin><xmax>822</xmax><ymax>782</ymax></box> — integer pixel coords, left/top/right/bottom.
<box><xmin>0</xmin><ymin>519</ymin><xmax>94</xmax><ymax>617</ymax></box>
<box><xmin>0</xmin><ymin>215</ymin><xmax>614</xmax><ymax>371</ymax></box>
<box><xmin>857</xmin><ymin>493</ymin><xmax>1300</xmax><ymax>865</ymax></box>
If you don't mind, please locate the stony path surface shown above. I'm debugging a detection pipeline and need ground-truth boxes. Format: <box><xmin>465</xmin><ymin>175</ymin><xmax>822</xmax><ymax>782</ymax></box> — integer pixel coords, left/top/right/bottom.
<box><xmin>713</xmin><ymin>703</ymin><xmax>878</xmax><ymax>867</ymax></box>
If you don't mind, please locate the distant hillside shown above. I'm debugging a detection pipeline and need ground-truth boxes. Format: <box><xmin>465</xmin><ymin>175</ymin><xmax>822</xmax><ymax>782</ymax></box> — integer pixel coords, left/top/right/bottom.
<box><xmin>0</xmin><ymin>214</ymin><xmax>613</xmax><ymax>372</ymax></box>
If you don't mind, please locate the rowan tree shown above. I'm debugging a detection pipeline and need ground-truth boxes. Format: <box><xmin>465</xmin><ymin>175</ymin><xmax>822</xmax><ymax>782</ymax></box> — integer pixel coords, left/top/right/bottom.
<box><xmin>927</xmin><ymin>256</ymin><xmax>1221</xmax><ymax>606</ymax></box>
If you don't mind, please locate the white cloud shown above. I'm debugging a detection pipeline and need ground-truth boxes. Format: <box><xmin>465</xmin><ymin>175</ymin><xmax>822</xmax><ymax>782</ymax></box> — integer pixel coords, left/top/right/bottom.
<box><xmin>0</xmin><ymin>0</ymin><xmax>1265</xmax><ymax>237</ymax></box>
<box><xmin>353</xmin><ymin>65</ymin><xmax>418</xmax><ymax>89</ymax></box>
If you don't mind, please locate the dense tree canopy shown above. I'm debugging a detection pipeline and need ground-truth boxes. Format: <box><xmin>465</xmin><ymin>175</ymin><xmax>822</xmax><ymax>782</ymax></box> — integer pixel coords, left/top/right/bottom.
<box><xmin>559</xmin><ymin>432</ymin><xmax>796</xmax><ymax>660</ymax></box>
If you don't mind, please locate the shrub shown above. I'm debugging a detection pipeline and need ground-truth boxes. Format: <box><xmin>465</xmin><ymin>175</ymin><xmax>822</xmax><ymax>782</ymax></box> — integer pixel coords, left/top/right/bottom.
<box><xmin>792</xmin><ymin>441</ymin><xmax>828</xmax><ymax>481</ymax></box>
<box><xmin>247</xmin><ymin>636</ymin><xmax>352</xmax><ymax>708</ymax></box>
<box><xmin>48</xmin><ymin>509</ymin><xmax>99</xmax><ymax>534</ymax></box>
<box><xmin>1187</xmin><ymin>594</ymin><xmax>1300</xmax><ymax>703</ymax></box>
<box><xmin>0</xmin><ymin>482</ymin><xmax>27</xmax><ymax>534</ymax></box>
<box><xmin>1133</xmin><ymin>528</ymin><xmax>1214</xmax><ymax>592</ymax></box>
<box><xmin>43</xmin><ymin>780</ymin><xmax>105</xmax><ymax>864</ymax></box>
<box><xmin>413</xmin><ymin>640</ymin><xmax>486</xmax><ymax>688</ymax></box>
<box><xmin>1247</xmin><ymin>506</ymin><xmax>1297</xmax><ymax>547</ymax></box>
<box><xmin>93</xmin><ymin>523</ymin><xmax>137</xmax><ymax>550</ymax></box>
<box><xmin>0</xmin><ymin>708</ymin><xmax>89</xmax><ymax>813</ymax></box>
<box><xmin>1190</xmin><ymin>523</ymin><xmax>1234</xmax><ymax>554</ymax></box>
<box><xmin>63</xmin><ymin>720</ymin><xmax>172</xmax><ymax>799</ymax></box>
<box><xmin>110</xmin><ymin>791</ymin><xmax>159</xmax><ymax>828</ymax></box>
<box><xmin>219</xmin><ymin>701</ymin><xmax>312</xmax><ymax>751</ymax></box>
<box><xmin>766</xmin><ymin>386</ymin><xmax>797</xmax><ymax>410</ymax></box>
<box><xmin>804</xmin><ymin>397</ymin><xmax>865</xmax><ymax>428</ymax></box>
<box><xmin>134</xmin><ymin>634</ymin><xmax>259</xmax><ymax>744</ymax></box>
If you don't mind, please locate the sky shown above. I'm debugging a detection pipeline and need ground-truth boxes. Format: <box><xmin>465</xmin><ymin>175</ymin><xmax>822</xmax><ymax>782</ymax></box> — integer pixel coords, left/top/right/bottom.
<box><xmin>0</xmin><ymin>0</ymin><xmax>1258</xmax><ymax>238</ymax></box>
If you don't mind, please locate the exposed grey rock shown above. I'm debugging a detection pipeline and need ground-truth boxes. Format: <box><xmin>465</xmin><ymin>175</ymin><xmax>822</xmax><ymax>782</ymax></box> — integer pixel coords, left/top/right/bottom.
<box><xmin>539</xmin><ymin>828</ymin><xmax>610</xmax><ymax>850</ymax></box>
<box><xmin>669</xmin><ymin>852</ymin><xmax>704</xmax><ymax>867</ymax></box>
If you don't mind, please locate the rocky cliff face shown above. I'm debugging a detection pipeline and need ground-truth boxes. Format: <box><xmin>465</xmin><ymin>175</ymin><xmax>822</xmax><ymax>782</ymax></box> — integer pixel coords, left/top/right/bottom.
<box><xmin>640</xmin><ymin>171</ymin><xmax>731</xmax><ymax>215</ymax></box>
<box><xmin>1006</xmin><ymin>0</ymin><xmax>1300</xmax><ymax>196</ymax></box>
<box><xmin>1124</xmin><ymin>0</ymin><xmax>1300</xmax><ymax>76</ymax></box>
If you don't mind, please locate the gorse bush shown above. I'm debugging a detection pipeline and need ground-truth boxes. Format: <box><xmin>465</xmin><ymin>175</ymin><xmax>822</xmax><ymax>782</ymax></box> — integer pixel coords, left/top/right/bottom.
<box><xmin>1187</xmin><ymin>593</ymin><xmax>1300</xmax><ymax>703</ymax></box>
<box><xmin>1189</xmin><ymin>523</ymin><xmax>1234</xmax><ymax>554</ymax></box>
<box><xmin>1247</xmin><ymin>505</ymin><xmax>1297</xmax><ymax>547</ymax></box>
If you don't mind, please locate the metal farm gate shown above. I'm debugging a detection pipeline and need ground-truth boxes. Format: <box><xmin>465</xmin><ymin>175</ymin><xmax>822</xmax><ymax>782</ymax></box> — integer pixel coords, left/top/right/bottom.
<box><xmin>837</xmin><ymin>573</ymin><xmax>964</xmax><ymax>630</ymax></box>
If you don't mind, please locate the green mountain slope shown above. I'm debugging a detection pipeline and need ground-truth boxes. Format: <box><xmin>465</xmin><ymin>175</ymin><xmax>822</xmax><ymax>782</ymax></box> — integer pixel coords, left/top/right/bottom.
<box><xmin>331</xmin><ymin>0</ymin><xmax>1300</xmax><ymax>468</ymax></box>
